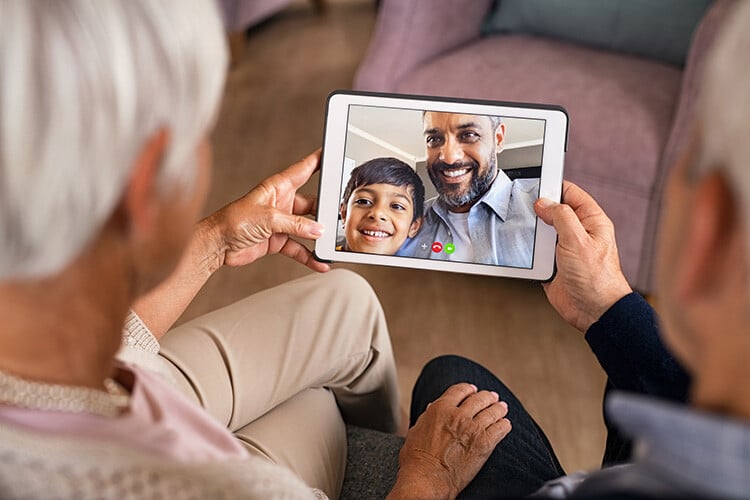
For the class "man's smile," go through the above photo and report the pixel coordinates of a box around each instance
[440,167,472,183]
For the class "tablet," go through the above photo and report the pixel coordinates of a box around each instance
[315,90,567,281]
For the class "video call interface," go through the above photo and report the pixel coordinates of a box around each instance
[336,104,546,270]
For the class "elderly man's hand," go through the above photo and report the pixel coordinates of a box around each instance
[205,149,330,273]
[534,181,632,332]
[388,383,511,500]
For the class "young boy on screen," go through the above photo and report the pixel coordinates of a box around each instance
[339,157,424,255]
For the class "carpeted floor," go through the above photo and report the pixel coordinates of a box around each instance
[178,0,607,475]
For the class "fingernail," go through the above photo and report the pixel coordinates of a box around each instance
[490,391,499,399]
[310,223,324,236]
[499,401,508,409]
[536,198,554,208]
[470,384,478,391]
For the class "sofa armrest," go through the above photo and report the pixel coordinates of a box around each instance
[354,0,493,92]
[638,0,735,290]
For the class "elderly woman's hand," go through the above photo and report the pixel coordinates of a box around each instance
[388,383,512,500]
[131,149,329,338]
[205,149,330,272]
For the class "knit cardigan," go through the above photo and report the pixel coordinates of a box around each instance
[0,311,326,499]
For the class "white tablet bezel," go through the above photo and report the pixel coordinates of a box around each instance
[315,90,567,281]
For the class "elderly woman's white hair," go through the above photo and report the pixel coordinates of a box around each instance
[0,0,228,280]
[699,1,750,254]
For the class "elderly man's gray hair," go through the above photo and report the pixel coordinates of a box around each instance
[0,0,228,280]
[698,1,750,266]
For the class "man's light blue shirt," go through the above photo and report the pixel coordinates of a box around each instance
[397,170,539,268]
[534,392,750,498]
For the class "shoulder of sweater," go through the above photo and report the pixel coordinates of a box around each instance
[0,419,321,499]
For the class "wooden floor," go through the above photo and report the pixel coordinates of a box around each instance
[179,0,608,474]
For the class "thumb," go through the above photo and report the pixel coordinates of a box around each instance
[534,197,558,226]
[271,211,325,239]
[535,198,588,247]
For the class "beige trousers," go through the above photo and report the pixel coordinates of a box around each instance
[157,269,401,499]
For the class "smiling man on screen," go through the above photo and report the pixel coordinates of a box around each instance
[397,112,538,268]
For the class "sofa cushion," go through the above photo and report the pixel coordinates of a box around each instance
[483,0,713,66]
[393,35,683,284]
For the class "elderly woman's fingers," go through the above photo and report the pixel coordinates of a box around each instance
[276,149,322,189]
[278,237,330,273]
[293,193,318,216]
[270,211,324,240]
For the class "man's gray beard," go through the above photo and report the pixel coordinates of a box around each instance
[439,161,497,210]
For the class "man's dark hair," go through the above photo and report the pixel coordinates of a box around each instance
[342,157,425,221]
[487,115,502,131]
[421,111,502,132]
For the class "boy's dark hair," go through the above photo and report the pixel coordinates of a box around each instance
[342,157,425,222]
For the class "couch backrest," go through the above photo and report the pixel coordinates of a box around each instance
[483,0,714,67]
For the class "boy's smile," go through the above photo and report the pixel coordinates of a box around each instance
[359,228,393,239]
[342,183,422,255]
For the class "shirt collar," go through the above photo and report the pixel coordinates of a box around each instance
[428,169,514,222]
[607,392,750,497]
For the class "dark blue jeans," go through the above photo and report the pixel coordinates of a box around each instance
[411,355,567,499]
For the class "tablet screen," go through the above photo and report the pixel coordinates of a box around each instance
[335,104,545,269]
[316,91,566,281]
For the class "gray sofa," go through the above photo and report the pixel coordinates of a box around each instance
[354,0,733,292]
[340,426,402,499]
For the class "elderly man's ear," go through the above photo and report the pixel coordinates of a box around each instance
[118,128,171,237]
[677,170,746,303]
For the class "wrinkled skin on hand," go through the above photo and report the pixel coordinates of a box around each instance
[389,383,512,500]
[534,181,632,332]
[206,149,329,273]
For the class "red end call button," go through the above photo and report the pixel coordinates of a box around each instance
[431,242,443,253]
